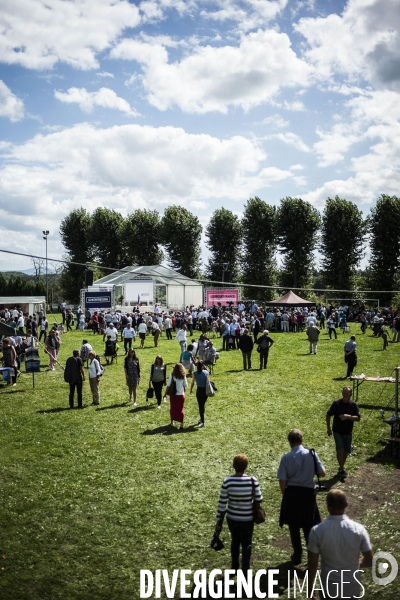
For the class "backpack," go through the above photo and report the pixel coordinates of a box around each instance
[94,356,105,376]
[260,337,269,351]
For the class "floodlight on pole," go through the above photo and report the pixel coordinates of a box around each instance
[42,230,49,312]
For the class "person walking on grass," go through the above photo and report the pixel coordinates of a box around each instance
[45,329,60,371]
[88,351,102,405]
[238,328,254,370]
[149,355,166,408]
[215,454,263,575]
[137,320,147,349]
[327,315,337,339]
[307,489,373,600]
[255,330,274,370]
[277,429,325,566]
[381,321,391,350]
[344,334,357,378]
[124,348,140,404]
[166,363,188,430]
[326,386,360,480]
[306,322,320,355]
[189,361,209,428]
[64,350,85,409]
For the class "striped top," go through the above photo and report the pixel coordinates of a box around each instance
[216,475,263,523]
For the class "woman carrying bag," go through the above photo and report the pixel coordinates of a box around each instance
[166,363,188,430]
[215,454,263,575]
[124,348,140,404]
[149,355,166,408]
[189,361,209,428]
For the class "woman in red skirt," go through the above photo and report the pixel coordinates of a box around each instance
[167,363,188,430]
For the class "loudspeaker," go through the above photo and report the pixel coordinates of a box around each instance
[85,270,94,287]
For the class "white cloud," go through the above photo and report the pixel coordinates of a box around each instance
[295,0,400,88]
[290,164,304,170]
[0,123,275,228]
[111,29,311,113]
[189,200,209,210]
[261,114,289,128]
[266,132,311,153]
[0,80,24,121]
[54,87,140,116]
[97,71,114,78]
[201,0,288,32]
[0,0,141,70]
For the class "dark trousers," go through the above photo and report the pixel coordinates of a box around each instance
[242,351,252,370]
[166,328,172,340]
[152,381,164,405]
[329,328,337,339]
[123,338,132,353]
[259,351,269,369]
[222,335,230,351]
[39,330,47,341]
[289,523,312,560]
[69,381,83,408]
[196,387,207,423]
[227,518,254,573]
[66,322,72,332]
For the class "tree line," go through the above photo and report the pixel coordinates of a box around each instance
[59,195,400,302]
[0,273,46,298]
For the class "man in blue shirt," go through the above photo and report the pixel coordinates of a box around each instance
[277,429,326,565]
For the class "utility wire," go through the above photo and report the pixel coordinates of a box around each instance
[1,247,399,295]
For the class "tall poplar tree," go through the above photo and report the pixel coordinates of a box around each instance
[276,197,321,290]
[205,208,242,283]
[88,208,126,269]
[241,197,277,300]
[320,196,365,291]
[59,208,92,302]
[368,195,400,300]
[123,209,163,266]
[161,206,202,278]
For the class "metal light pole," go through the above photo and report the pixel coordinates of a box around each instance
[42,230,49,312]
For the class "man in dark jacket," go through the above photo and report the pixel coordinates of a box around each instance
[64,350,85,409]
[255,330,274,370]
[238,328,254,370]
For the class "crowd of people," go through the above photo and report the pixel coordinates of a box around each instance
[0,299,396,597]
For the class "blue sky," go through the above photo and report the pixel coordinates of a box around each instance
[0,0,399,271]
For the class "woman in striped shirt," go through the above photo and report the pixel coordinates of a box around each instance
[215,454,263,573]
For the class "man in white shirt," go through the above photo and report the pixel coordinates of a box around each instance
[308,489,373,599]
[137,321,147,348]
[164,316,172,340]
[104,323,118,342]
[88,351,102,405]
[122,323,135,353]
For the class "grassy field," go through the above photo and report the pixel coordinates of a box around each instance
[1,317,399,599]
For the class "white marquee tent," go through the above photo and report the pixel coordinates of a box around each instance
[91,265,203,310]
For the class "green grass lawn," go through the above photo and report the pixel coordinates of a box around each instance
[1,319,399,599]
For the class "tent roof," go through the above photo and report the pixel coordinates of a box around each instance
[93,265,202,287]
[268,290,314,306]
[0,296,46,304]
[0,321,16,336]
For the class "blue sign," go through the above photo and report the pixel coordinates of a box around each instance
[84,291,112,309]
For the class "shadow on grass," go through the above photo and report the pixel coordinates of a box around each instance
[37,407,73,413]
[142,424,198,436]
[128,404,156,413]
[0,388,26,394]
[226,369,246,373]
[366,441,400,467]
[333,377,348,381]
[96,402,131,411]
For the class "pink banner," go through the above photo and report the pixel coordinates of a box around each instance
[206,289,239,306]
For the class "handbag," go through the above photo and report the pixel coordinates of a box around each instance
[146,387,154,401]
[205,376,215,397]
[251,477,265,524]
[165,378,177,396]
[210,531,224,551]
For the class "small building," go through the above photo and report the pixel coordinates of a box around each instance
[91,265,203,310]
[0,296,46,315]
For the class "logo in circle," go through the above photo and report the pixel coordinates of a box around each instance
[372,551,398,586]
